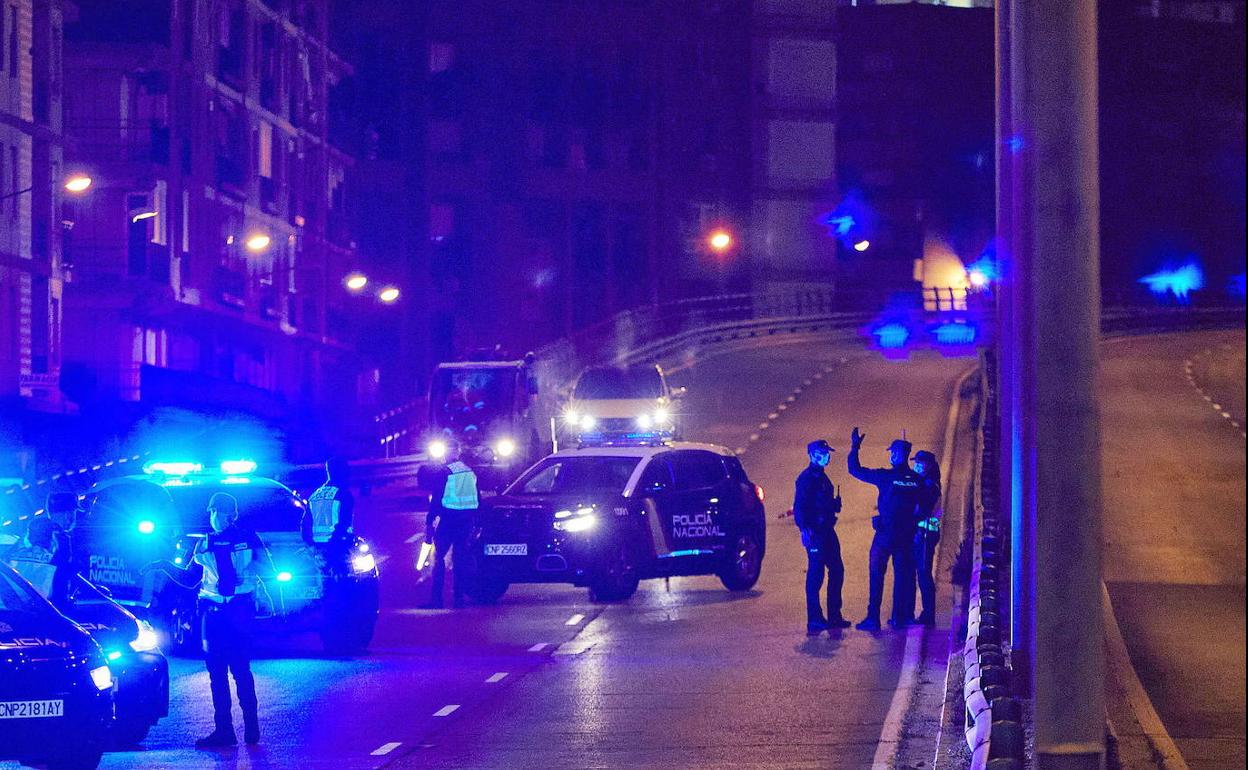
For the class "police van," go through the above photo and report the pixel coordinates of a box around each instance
[78,461,380,653]
[1,562,114,770]
[468,442,766,602]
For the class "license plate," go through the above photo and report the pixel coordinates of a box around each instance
[484,544,528,556]
[0,699,64,719]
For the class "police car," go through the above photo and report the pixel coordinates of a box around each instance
[1,562,114,770]
[4,551,169,747]
[79,461,380,653]
[468,442,766,603]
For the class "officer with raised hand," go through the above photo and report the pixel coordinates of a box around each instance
[423,441,479,609]
[794,439,849,635]
[847,427,922,631]
[145,492,276,748]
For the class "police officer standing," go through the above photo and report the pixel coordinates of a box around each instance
[146,493,275,748]
[847,427,921,631]
[794,439,849,635]
[302,457,356,573]
[423,442,479,609]
[912,450,942,626]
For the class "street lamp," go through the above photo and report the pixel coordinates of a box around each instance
[345,273,369,292]
[853,239,871,253]
[1,173,93,201]
[245,233,271,252]
[707,229,733,253]
[378,286,400,303]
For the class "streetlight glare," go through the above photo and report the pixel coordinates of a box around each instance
[708,230,733,252]
[378,286,400,303]
[63,175,92,193]
[245,233,272,252]
[968,269,990,288]
[345,273,369,291]
[853,239,871,252]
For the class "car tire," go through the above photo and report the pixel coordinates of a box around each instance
[45,741,105,770]
[110,718,153,748]
[718,530,763,591]
[588,546,639,602]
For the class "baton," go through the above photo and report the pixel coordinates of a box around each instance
[416,540,434,571]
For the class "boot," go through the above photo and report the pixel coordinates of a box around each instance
[243,716,260,745]
[195,727,237,748]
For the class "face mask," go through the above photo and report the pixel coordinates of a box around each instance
[914,463,926,475]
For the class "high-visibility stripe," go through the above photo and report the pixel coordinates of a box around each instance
[441,462,479,510]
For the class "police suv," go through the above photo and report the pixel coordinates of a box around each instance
[79,461,380,653]
[1,562,114,770]
[468,442,766,602]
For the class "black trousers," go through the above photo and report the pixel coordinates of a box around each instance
[430,512,473,604]
[866,533,917,624]
[201,595,258,732]
[805,530,845,626]
[914,529,940,619]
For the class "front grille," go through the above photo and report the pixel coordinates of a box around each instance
[491,507,550,532]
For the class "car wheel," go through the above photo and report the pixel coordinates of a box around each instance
[45,740,104,770]
[718,530,763,591]
[588,546,639,602]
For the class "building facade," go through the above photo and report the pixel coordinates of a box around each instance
[1,0,72,414]
[59,0,367,442]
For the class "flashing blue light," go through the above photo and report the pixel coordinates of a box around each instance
[221,476,251,485]
[1004,135,1026,154]
[143,461,203,476]
[107,650,123,661]
[659,549,710,558]
[873,323,911,349]
[137,520,156,535]
[1140,262,1204,301]
[276,571,293,583]
[824,214,856,237]
[1229,273,1246,300]
[933,322,978,346]
[220,459,257,475]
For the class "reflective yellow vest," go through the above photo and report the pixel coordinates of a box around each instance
[441,462,479,510]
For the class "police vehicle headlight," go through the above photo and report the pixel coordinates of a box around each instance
[351,553,377,574]
[137,519,156,535]
[495,438,517,458]
[275,571,294,583]
[89,665,113,691]
[563,411,580,427]
[554,506,596,532]
[654,408,670,425]
[579,415,597,431]
[635,414,653,430]
[428,440,449,460]
[130,621,160,653]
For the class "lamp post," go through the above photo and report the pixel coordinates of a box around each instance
[0,173,93,201]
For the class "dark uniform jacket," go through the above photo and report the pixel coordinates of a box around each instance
[794,464,842,537]
[847,446,922,543]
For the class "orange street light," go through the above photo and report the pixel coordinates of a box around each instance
[345,273,369,291]
[64,174,93,193]
[378,286,400,303]
[707,229,733,253]
[245,233,272,252]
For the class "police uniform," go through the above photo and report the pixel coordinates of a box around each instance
[303,480,355,573]
[426,460,479,607]
[848,443,922,626]
[794,460,846,630]
[193,524,267,740]
[914,473,942,624]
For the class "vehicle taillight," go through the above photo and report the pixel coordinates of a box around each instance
[754,485,765,503]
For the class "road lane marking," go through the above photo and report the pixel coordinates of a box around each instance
[871,627,924,769]
[768,412,779,420]
[433,704,460,717]
[758,422,770,430]
[1212,403,1223,411]
[486,672,508,683]
[371,742,402,756]
[1221,411,1233,419]
[528,642,549,652]
[748,433,760,442]
[777,403,788,411]
[405,533,422,544]
[565,613,585,626]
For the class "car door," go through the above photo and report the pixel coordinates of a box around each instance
[664,450,730,561]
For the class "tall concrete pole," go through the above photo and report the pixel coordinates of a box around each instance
[1008,1,1106,768]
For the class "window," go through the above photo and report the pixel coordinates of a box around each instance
[637,455,673,493]
[512,457,642,497]
[670,451,726,491]
[7,5,17,75]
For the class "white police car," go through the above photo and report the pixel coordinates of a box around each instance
[468,442,765,602]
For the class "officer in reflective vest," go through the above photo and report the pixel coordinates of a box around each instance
[423,442,479,608]
[302,457,356,572]
[145,492,275,748]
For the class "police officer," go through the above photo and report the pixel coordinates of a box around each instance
[847,427,921,631]
[6,493,80,603]
[912,450,942,627]
[302,457,356,573]
[794,439,849,635]
[423,442,479,609]
[146,493,275,748]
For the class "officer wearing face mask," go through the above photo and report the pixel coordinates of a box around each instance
[794,439,848,635]
[145,492,275,748]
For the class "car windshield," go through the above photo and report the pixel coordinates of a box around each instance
[0,564,45,613]
[430,368,518,436]
[510,456,641,496]
[164,483,303,532]
[573,366,662,400]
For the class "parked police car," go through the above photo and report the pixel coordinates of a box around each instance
[1,562,113,770]
[78,461,380,653]
[5,553,168,747]
[468,442,765,603]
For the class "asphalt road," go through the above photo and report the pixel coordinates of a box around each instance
[1101,329,1246,770]
[5,336,973,770]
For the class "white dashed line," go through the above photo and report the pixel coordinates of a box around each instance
[1212,403,1223,411]
[777,403,788,411]
[749,433,760,442]
[371,742,402,756]
[433,704,460,717]
[486,672,508,683]
[735,447,747,455]
[786,395,796,403]
[528,642,549,652]
[768,413,779,420]
[758,422,770,430]
[1221,412,1233,419]
[566,614,585,626]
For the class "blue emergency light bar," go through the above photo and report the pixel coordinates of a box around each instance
[143,461,203,476]
[220,459,258,475]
